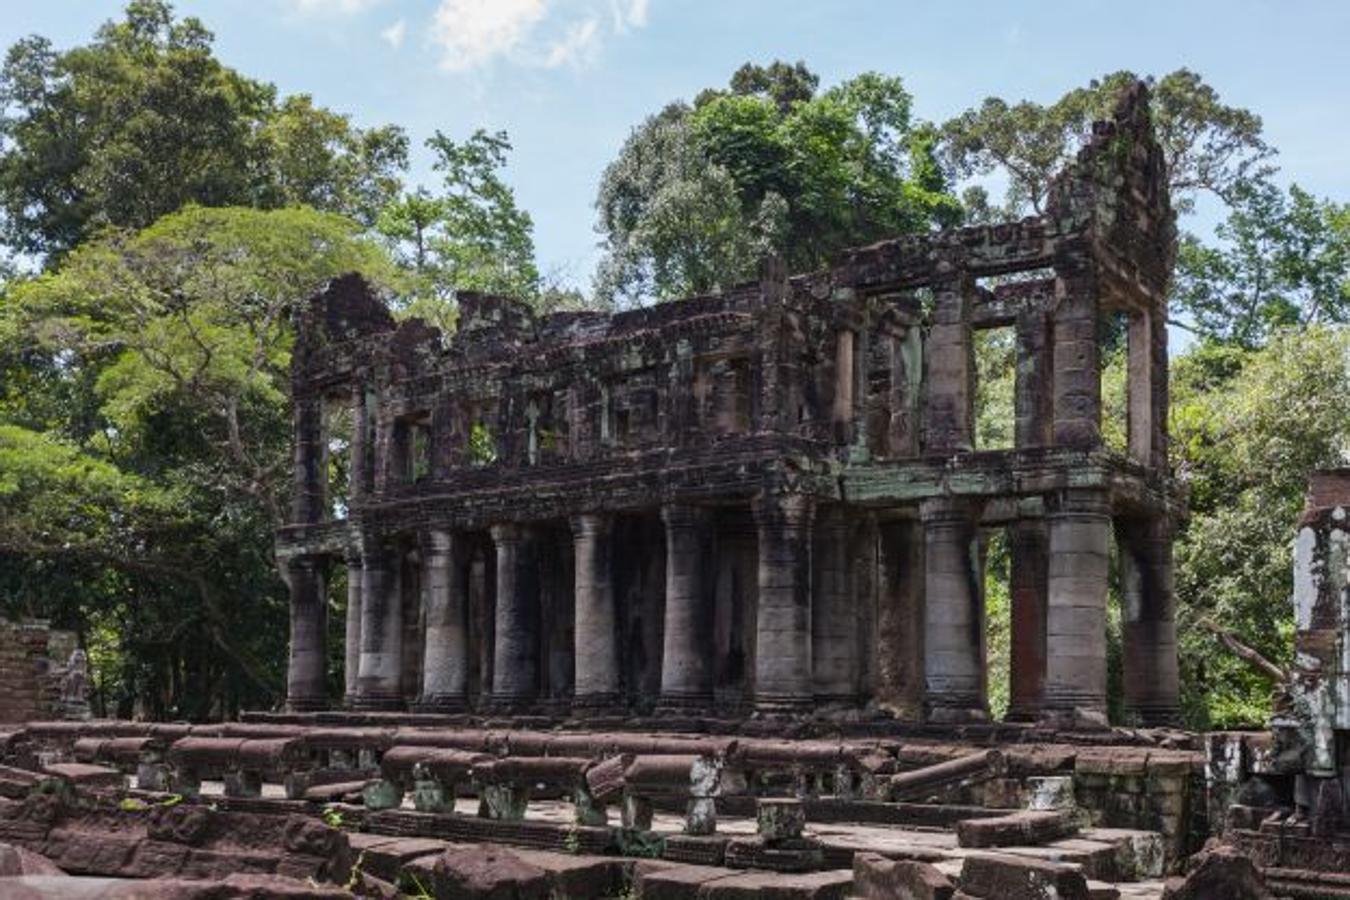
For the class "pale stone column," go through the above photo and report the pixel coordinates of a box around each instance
[1117,517,1181,725]
[1043,489,1111,722]
[491,523,537,703]
[921,497,986,722]
[572,514,619,706]
[921,276,974,453]
[354,544,403,709]
[284,555,328,711]
[420,529,469,710]
[812,506,856,703]
[753,494,815,712]
[1006,519,1049,721]
[660,504,713,708]
[342,553,363,705]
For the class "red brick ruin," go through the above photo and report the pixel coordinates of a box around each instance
[2,84,1345,900]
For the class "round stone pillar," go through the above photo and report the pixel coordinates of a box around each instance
[420,529,469,710]
[753,494,815,713]
[660,504,713,709]
[284,555,328,712]
[353,543,403,710]
[342,553,363,705]
[572,514,619,707]
[920,497,987,723]
[491,523,537,705]
[1042,489,1111,725]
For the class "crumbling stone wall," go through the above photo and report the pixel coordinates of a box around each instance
[0,619,83,723]
[275,83,1184,729]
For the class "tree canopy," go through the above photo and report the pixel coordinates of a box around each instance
[594,61,961,306]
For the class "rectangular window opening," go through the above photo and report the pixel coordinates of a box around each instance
[973,325,1016,451]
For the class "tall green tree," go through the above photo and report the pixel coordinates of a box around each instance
[940,69,1273,218]
[594,62,961,306]
[378,129,539,318]
[0,205,403,718]
[1173,180,1350,348]
[0,0,408,260]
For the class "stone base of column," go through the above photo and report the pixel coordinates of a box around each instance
[285,695,327,713]
[1036,704,1110,731]
[656,691,713,715]
[347,692,405,712]
[752,693,814,716]
[923,696,988,725]
[414,694,469,714]
[1123,702,1182,728]
[570,692,623,713]
[483,693,539,715]
[1002,704,1041,724]
[812,692,860,708]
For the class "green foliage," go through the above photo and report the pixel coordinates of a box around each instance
[1171,328,1350,727]
[0,0,407,260]
[594,62,961,306]
[378,129,539,309]
[468,422,497,466]
[0,204,402,718]
[1174,181,1350,348]
[940,68,1272,217]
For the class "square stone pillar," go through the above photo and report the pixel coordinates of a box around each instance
[349,381,371,501]
[753,494,815,712]
[283,555,328,712]
[420,529,469,711]
[1117,517,1181,726]
[660,504,713,709]
[490,523,537,705]
[1042,489,1111,724]
[921,275,975,453]
[343,553,363,705]
[291,395,326,523]
[812,506,856,704]
[920,497,987,723]
[572,513,620,707]
[354,542,404,710]
[1051,260,1102,448]
[1006,519,1049,721]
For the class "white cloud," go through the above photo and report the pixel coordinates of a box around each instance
[288,0,381,14]
[544,17,600,68]
[430,0,549,71]
[381,18,407,49]
[428,0,649,72]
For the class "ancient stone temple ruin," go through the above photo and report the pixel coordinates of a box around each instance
[277,83,1183,727]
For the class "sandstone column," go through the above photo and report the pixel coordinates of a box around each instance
[1051,260,1102,448]
[291,395,326,523]
[491,523,537,705]
[754,494,815,712]
[921,497,986,722]
[420,529,469,710]
[1006,519,1049,721]
[812,506,856,703]
[342,553,363,705]
[660,504,712,708]
[1043,489,1111,722]
[354,543,403,709]
[1117,517,1181,725]
[921,276,974,453]
[572,514,619,707]
[284,555,328,711]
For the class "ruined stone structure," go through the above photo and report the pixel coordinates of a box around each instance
[275,85,1183,728]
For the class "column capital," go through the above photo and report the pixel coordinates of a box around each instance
[570,512,613,540]
[1047,488,1111,518]
[661,503,709,531]
[918,495,979,525]
[489,522,522,546]
[752,493,815,530]
[424,528,455,555]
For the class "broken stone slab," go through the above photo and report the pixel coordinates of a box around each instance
[431,843,550,900]
[955,810,1080,848]
[699,868,853,899]
[38,762,123,790]
[0,841,63,876]
[758,798,807,840]
[852,851,955,900]
[958,853,1091,900]
[1025,776,1076,810]
[888,751,1006,803]
[0,872,355,898]
[1160,844,1275,899]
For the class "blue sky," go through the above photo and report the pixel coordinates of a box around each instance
[3,0,1349,291]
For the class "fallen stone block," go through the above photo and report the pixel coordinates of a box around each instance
[1161,844,1274,899]
[38,762,123,789]
[432,843,550,900]
[0,841,63,876]
[637,862,740,900]
[955,810,1079,848]
[700,868,853,899]
[852,851,954,900]
[510,848,630,899]
[958,853,1090,900]
[889,752,1005,803]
